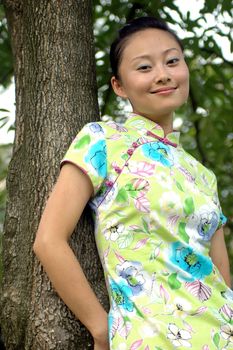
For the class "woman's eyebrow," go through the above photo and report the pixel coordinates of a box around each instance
[131,48,181,62]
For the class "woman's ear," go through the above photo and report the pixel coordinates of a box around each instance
[111,76,128,99]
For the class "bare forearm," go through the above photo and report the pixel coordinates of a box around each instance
[216,258,231,288]
[33,239,108,338]
[210,228,232,289]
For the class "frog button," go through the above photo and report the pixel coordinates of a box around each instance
[127,148,134,156]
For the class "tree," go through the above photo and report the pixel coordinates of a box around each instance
[0,1,108,349]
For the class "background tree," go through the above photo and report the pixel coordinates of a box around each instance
[0,1,108,349]
[0,0,232,349]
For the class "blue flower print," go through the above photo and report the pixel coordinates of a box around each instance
[197,211,219,241]
[89,122,104,134]
[141,142,173,167]
[186,207,221,241]
[85,139,107,177]
[108,311,114,340]
[116,260,145,296]
[110,280,134,312]
[169,241,213,281]
[219,212,227,227]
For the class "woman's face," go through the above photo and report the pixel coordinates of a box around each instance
[111,28,189,122]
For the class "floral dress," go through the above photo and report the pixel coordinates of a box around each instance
[61,113,233,350]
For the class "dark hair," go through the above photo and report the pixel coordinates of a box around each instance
[110,16,184,78]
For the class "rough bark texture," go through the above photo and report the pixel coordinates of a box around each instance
[0,1,108,349]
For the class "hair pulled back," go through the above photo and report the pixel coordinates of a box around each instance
[110,16,184,79]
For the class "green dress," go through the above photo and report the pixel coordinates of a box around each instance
[61,113,233,350]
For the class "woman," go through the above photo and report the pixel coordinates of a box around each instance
[34,17,232,349]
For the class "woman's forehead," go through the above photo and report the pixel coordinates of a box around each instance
[121,29,181,60]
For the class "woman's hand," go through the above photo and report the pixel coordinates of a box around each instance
[94,338,110,350]
[93,320,109,350]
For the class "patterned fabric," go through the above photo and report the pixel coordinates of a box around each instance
[61,113,233,350]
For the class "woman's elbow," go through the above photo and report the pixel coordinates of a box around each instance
[33,230,46,258]
[33,228,55,259]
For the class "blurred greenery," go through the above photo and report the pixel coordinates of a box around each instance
[0,0,232,282]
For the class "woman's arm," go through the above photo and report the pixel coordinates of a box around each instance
[33,163,109,349]
[209,227,231,288]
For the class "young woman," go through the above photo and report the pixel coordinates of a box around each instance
[34,17,232,350]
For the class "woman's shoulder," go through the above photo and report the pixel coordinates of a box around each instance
[79,119,129,135]
[178,146,216,183]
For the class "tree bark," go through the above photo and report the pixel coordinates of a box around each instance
[0,1,108,349]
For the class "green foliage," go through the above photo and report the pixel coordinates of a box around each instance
[0,4,13,88]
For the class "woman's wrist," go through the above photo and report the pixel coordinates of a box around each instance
[90,310,108,341]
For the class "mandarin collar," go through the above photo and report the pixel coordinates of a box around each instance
[124,113,180,146]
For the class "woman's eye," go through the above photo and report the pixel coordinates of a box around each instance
[167,57,180,65]
[137,65,151,71]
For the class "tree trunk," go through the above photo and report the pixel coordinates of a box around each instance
[0,1,108,349]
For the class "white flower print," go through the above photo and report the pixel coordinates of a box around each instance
[103,219,125,241]
[172,297,192,318]
[159,192,183,216]
[167,323,192,347]
[139,317,160,338]
[220,324,233,343]
[156,171,173,189]
[186,205,219,243]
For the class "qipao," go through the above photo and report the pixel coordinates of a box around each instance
[61,113,233,350]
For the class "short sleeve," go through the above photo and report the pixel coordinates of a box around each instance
[60,122,107,196]
[210,173,227,229]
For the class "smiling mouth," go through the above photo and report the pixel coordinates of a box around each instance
[150,87,177,94]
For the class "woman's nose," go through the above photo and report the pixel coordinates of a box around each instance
[154,65,171,84]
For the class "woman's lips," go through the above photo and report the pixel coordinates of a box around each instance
[150,87,177,95]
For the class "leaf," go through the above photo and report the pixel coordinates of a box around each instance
[184,197,195,215]
[116,188,128,203]
[141,307,152,315]
[125,183,138,198]
[121,153,129,161]
[159,284,170,304]
[117,232,133,249]
[74,134,91,149]
[129,161,155,177]
[190,306,207,316]
[213,332,220,348]
[185,280,212,302]
[114,251,125,263]
[109,316,120,340]
[182,320,193,332]
[149,246,160,261]
[130,339,143,350]
[103,246,110,258]
[114,211,126,218]
[168,273,181,290]
[108,133,122,140]
[130,178,149,194]
[133,238,149,250]
[176,181,184,192]
[134,196,150,213]
[142,217,150,233]
[178,222,190,243]
[118,320,132,339]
